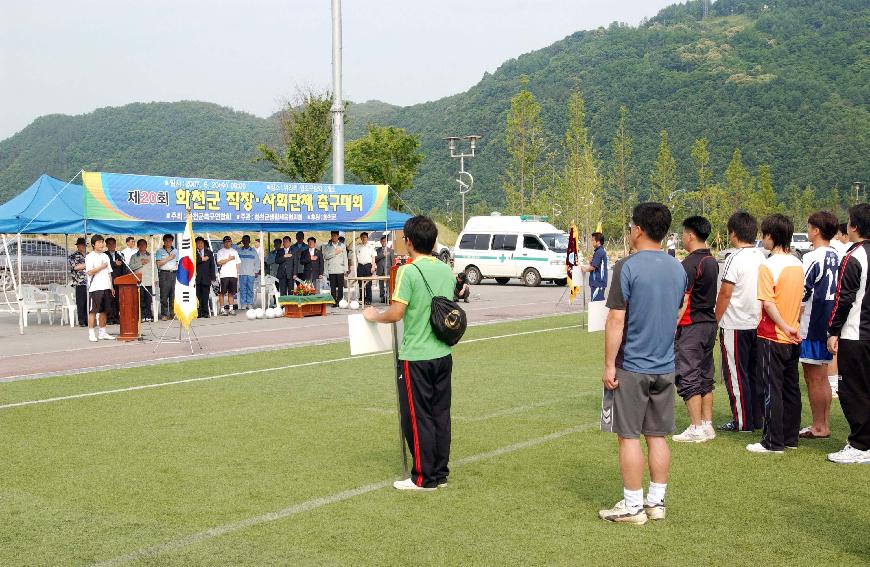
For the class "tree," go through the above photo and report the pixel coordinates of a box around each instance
[345,125,424,209]
[607,106,636,255]
[503,76,546,215]
[555,90,603,251]
[724,148,753,212]
[784,185,817,227]
[690,138,712,215]
[650,130,677,210]
[255,90,336,183]
[746,164,777,221]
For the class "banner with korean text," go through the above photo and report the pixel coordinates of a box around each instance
[81,172,389,225]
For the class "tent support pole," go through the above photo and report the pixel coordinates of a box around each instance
[259,230,266,310]
[17,232,23,335]
[151,235,157,319]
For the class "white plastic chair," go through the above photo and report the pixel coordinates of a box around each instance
[19,284,53,326]
[261,275,280,307]
[50,286,76,328]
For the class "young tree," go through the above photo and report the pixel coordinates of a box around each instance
[345,125,424,209]
[690,138,712,215]
[650,130,678,211]
[724,148,753,212]
[607,106,635,255]
[746,164,776,221]
[557,90,602,251]
[256,90,336,183]
[503,76,545,215]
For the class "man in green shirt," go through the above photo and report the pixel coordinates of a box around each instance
[364,216,456,491]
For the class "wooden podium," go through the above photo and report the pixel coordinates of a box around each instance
[114,272,142,341]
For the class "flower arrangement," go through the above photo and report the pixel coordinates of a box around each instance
[292,281,317,296]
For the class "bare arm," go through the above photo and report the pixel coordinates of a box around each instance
[602,308,626,390]
[762,300,800,343]
[715,281,734,322]
[362,302,406,324]
[86,261,108,276]
[676,293,689,323]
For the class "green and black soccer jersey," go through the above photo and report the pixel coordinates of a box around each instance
[392,255,456,361]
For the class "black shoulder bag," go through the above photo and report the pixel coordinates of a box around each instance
[411,263,467,346]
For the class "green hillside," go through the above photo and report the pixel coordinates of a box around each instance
[0,0,867,216]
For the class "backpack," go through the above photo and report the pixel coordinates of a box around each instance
[411,263,467,346]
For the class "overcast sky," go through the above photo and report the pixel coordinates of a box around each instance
[0,0,675,141]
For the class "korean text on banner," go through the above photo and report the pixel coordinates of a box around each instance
[81,172,389,224]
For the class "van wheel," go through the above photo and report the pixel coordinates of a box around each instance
[553,278,567,286]
[522,268,541,287]
[465,266,482,285]
[495,277,510,285]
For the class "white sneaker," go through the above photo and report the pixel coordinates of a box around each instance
[673,425,710,443]
[703,422,716,440]
[98,332,116,341]
[746,442,784,454]
[598,500,647,524]
[393,478,436,492]
[827,444,870,464]
[644,501,666,521]
[88,332,98,343]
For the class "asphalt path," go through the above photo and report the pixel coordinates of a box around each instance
[0,281,584,381]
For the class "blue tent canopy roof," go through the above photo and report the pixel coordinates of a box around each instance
[0,175,412,234]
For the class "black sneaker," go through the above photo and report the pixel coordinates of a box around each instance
[718,421,753,432]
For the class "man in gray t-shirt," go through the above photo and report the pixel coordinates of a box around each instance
[598,202,687,525]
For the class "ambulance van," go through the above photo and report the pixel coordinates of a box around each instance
[452,215,569,287]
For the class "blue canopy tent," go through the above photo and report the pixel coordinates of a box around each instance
[0,174,412,234]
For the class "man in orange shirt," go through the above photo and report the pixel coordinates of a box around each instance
[748,214,804,454]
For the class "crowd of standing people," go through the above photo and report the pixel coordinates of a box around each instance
[598,201,870,525]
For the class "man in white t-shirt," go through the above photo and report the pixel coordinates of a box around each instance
[355,232,377,304]
[215,235,241,316]
[84,234,116,342]
[715,212,766,432]
[121,236,137,264]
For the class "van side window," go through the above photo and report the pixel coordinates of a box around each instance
[491,234,517,251]
[459,234,491,250]
[523,235,545,250]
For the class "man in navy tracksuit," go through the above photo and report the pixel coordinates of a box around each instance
[582,232,608,301]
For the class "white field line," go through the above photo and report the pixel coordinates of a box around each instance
[0,325,581,411]
[0,299,563,361]
[92,422,598,567]
[0,310,581,383]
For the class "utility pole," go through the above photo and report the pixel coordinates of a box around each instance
[331,0,344,185]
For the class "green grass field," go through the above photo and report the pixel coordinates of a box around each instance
[1,315,867,566]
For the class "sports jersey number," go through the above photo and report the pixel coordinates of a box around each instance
[825,270,836,301]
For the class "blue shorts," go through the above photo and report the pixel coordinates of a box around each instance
[800,339,833,365]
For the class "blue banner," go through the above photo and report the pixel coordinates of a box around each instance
[82,172,389,225]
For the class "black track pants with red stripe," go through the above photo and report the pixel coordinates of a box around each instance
[397,355,453,488]
[720,328,764,431]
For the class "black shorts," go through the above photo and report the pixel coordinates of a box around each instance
[220,277,238,295]
[88,289,113,314]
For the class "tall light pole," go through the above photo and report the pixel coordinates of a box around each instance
[446,135,480,228]
[331,0,344,185]
[853,181,865,204]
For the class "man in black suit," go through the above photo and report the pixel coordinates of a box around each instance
[300,237,324,282]
[275,236,299,296]
[194,237,216,317]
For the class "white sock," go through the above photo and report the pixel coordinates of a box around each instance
[701,420,711,428]
[829,375,839,388]
[99,327,108,335]
[647,482,667,506]
[623,488,644,510]
[88,328,96,337]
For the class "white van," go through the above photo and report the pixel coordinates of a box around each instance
[452,215,569,286]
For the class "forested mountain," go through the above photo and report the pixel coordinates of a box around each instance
[1,0,867,220]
